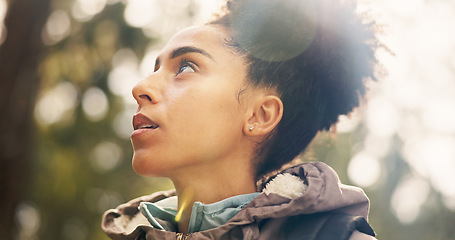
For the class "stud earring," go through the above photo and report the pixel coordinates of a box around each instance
[249,125,254,131]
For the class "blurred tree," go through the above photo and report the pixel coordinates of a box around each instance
[28,1,199,239]
[0,0,51,239]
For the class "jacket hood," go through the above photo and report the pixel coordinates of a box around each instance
[102,162,371,239]
[230,162,370,223]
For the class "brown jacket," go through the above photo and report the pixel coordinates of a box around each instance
[102,162,376,240]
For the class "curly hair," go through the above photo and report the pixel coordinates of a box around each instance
[209,0,379,178]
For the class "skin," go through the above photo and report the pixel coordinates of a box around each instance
[131,25,283,234]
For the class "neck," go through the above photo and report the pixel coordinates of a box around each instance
[169,158,257,234]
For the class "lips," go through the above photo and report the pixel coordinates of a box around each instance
[133,113,159,131]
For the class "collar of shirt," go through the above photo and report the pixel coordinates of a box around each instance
[138,192,261,233]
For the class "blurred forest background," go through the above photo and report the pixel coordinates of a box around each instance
[1,0,455,239]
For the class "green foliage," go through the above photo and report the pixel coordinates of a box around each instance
[30,2,177,239]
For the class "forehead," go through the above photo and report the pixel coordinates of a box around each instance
[160,25,229,56]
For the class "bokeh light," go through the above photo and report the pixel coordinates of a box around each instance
[90,141,123,173]
[422,94,455,134]
[366,95,399,137]
[139,49,160,77]
[0,0,5,24]
[15,203,40,240]
[348,151,381,188]
[82,87,109,122]
[403,135,455,198]
[42,10,71,45]
[0,0,6,45]
[7,0,455,239]
[71,0,107,22]
[61,218,88,240]
[108,48,141,105]
[391,176,430,224]
[192,0,225,23]
[84,188,124,214]
[124,0,161,28]
[336,111,360,133]
[34,82,78,126]
[353,0,455,224]
[363,133,391,159]
[113,107,136,139]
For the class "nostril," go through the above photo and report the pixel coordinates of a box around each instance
[139,94,152,102]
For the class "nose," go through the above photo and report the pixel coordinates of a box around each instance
[132,76,160,107]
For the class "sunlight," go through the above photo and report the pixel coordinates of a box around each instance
[34,82,78,126]
[90,141,123,173]
[336,112,360,133]
[366,95,399,137]
[124,0,161,28]
[397,115,425,145]
[0,0,6,45]
[108,63,139,104]
[363,133,391,159]
[348,151,381,188]
[72,0,107,22]
[357,0,455,221]
[140,49,160,77]
[402,134,455,208]
[15,203,40,239]
[42,10,71,45]
[113,108,136,139]
[384,0,424,18]
[138,0,197,39]
[422,136,455,196]
[422,93,455,134]
[391,176,429,224]
[82,87,109,122]
[443,195,455,211]
[193,0,225,24]
[7,0,455,238]
[0,0,5,22]
[108,48,141,105]
[165,0,191,15]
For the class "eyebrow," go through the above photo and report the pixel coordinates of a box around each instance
[155,46,215,68]
[171,46,214,60]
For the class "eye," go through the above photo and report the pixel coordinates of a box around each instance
[177,58,196,75]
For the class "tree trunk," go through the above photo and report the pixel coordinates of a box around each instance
[0,0,51,238]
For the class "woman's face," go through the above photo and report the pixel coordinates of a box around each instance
[131,25,251,177]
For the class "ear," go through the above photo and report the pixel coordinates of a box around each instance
[244,95,283,136]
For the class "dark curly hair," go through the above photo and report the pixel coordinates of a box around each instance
[209,0,379,178]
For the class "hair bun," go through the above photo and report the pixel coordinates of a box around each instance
[228,0,318,61]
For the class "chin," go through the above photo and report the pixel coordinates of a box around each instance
[132,153,159,177]
[131,152,166,177]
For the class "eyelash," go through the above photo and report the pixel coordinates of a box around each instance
[149,58,197,77]
[177,58,196,75]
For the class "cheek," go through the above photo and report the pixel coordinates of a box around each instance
[175,88,241,127]
[168,87,244,143]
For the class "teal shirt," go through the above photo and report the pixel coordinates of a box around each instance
[139,192,260,233]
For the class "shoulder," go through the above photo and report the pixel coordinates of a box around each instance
[102,190,176,236]
[287,212,376,240]
[255,211,376,240]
